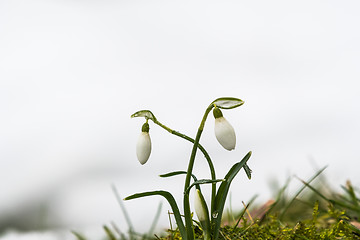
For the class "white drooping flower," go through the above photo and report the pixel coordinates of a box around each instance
[213,107,236,151]
[136,122,151,165]
[194,189,209,223]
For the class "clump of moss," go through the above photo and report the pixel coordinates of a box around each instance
[158,174,360,240]
[218,203,359,240]
[160,202,360,240]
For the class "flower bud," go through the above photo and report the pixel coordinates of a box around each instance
[213,108,236,151]
[194,189,209,223]
[136,122,151,165]
[194,189,211,240]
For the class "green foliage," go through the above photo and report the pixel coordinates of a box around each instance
[157,178,360,240]
[211,152,252,240]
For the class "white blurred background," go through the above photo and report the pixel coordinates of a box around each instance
[1,0,360,239]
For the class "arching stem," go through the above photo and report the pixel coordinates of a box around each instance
[183,104,214,240]
[151,119,217,214]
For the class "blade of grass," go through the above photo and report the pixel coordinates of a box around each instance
[111,221,127,240]
[280,166,327,220]
[168,210,174,240]
[259,177,291,225]
[344,221,360,237]
[336,192,358,206]
[296,176,360,213]
[344,180,360,208]
[232,195,258,230]
[227,193,234,224]
[147,202,163,237]
[111,184,135,235]
[103,225,117,240]
[71,231,87,240]
[124,190,186,240]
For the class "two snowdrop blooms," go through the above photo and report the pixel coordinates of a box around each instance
[213,107,236,151]
[136,121,151,165]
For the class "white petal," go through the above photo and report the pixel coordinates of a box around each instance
[136,132,151,165]
[214,117,236,151]
[194,189,208,222]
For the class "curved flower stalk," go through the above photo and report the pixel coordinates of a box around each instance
[183,98,246,239]
[131,109,218,213]
[136,122,151,165]
[213,107,236,151]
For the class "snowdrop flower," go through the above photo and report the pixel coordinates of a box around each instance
[213,107,236,151]
[136,122,151,165]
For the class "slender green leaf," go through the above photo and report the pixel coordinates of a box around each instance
[213,151,252,211]
[211,97,244,109]
[160,171,198,182]
[185,179,225,195]
[243,163,252,180]
[131,110,157,121]
[124,190,186,240]
[212,151,252,240]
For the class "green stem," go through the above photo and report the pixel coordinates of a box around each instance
[183,194,193,239]
[183,104,214,240]
[152,119,217,214]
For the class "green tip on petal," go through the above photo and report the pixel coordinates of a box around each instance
[213,107,223,119]
[141,122,150,133]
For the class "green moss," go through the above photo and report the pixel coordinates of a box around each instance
[197,206,357,240]
[161,210,360,240]
[157,181,360,240]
